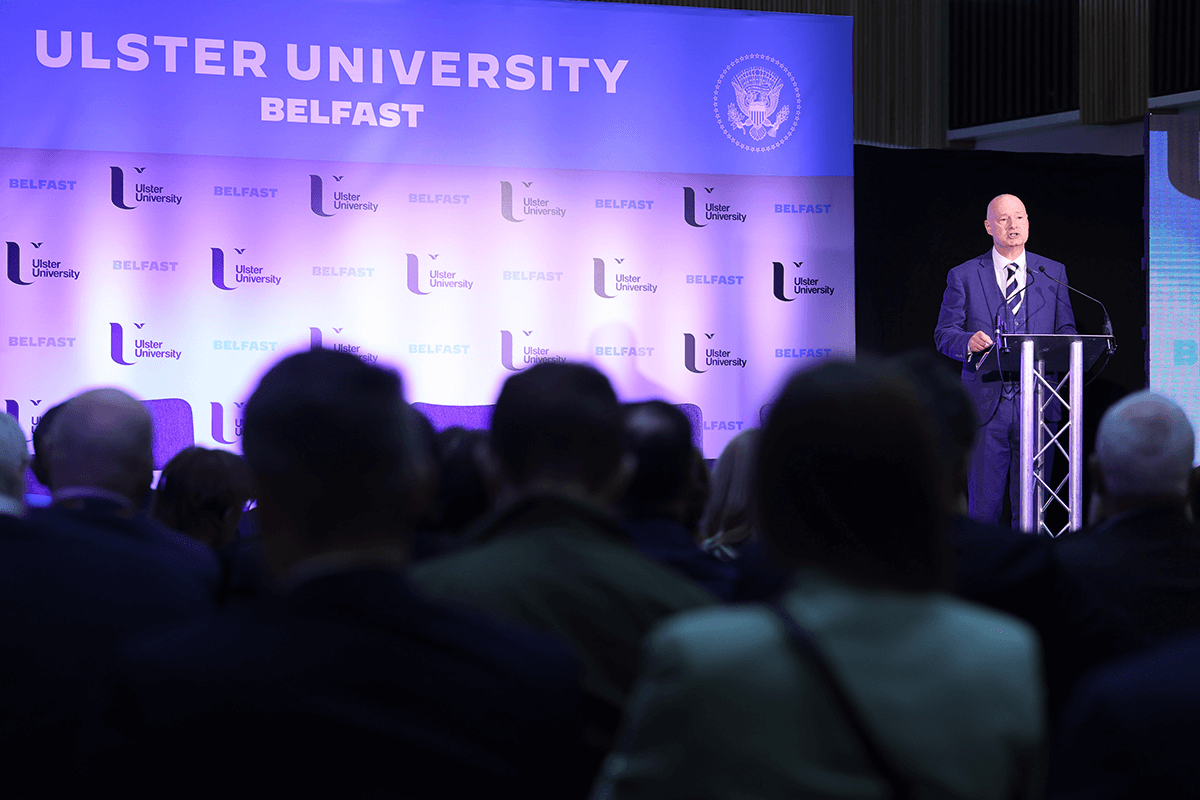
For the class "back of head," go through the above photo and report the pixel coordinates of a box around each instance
[1095,392,1195,501]
[152,447,255,548]
[434,427,492,533]
[242,349,417,547]
[894,350,979,506]
[46,389,154,503]
[30,402,64,488]
[0,413,30,503]
[622,401,695,519]
[491,362,624,492]
[756,360,947,592]
[700,429,759,547]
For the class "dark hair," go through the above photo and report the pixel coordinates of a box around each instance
[152,447,255,548]
[622,401,695,517]
[30,402,64,487]
[490,362,624,490]
[755,360,948,592]
[433,427,492,533]
[242,349,418,546]
[893,350,979,473]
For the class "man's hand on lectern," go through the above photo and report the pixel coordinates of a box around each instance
[968,331,994,352]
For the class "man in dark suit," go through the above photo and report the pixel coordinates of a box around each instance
[86,350,589,799]
[934,194,1077,525]
[1055,391,1200,646]
[30,388,219,596]
[0,513,213,798]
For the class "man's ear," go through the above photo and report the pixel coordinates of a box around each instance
[983,218,994,237]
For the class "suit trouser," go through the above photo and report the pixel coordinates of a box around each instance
[968,391,1056,528]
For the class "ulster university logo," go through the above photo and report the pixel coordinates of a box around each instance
[6,241,79,285]
[210,402,245,445]
[110,166,183,209]
[714,55,800,152]
[212,247,282,289]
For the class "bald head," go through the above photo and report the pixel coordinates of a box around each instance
[1095,392,1194,501]
[985,194,1029,257]
[0,412,30,503]
[47,388,154,503]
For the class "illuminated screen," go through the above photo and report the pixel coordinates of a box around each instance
[0,0,854,461]
[1149,114,1200,461]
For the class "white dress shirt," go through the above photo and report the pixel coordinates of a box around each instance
[992,247,1027,299]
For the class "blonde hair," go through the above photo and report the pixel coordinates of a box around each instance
[699,429,759,548]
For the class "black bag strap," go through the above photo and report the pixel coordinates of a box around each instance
[769,602,917,800]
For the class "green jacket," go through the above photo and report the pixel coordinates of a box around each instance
[411,495,717,707]
[593,570,1044,800]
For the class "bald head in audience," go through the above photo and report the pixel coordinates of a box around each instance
[46,389,154,505]
[1091,391,1195,524]
[0,413,30,515]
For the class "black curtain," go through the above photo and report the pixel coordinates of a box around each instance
[854,143,1146,529]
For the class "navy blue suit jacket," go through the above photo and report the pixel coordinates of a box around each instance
[934,251,1076,423]
[950,515,1140,721]
[1050,631,1200,799]
[85,568,590,799]
[1055,507,1200,646]
[0,514,212,798]
[31,498,220,598]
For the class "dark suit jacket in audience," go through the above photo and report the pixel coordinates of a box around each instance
[626,515,739,600]
[32,497,220,596]
[87,567,589,799]
[1054,506,1200,645]
[1049,630,1200,800]
[412,496,717,711]
[951,515,1141,720]
[0,514,212,798]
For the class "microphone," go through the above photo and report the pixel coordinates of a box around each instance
[1036,265,1114,341]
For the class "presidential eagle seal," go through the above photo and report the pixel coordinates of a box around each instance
[713,54,800,152]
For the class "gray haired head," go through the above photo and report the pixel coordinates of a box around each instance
[1095,391,1195,500]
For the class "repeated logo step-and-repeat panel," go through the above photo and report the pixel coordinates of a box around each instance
[1,0,853,457]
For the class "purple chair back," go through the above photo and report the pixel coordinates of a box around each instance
[411,403,494,433]
[412,401,704,450]
[674,403,704,450]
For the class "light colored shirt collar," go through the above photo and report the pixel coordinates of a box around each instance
[992,247,1027,295]
[52,486,135,508]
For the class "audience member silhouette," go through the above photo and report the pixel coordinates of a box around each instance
[698,428,758,555]
[413,362,716,739]
[151,446,254,549]
[86,349,590,799]
[0,411,29,516]
[30,389,219,595]
[29,400,63,489]
[433,426,494,534]
[1055,391,1200,645]
[698,429,791,601]
[593,360,1044,800]
[896,350,1139,721]
[0,401,213,797]
[621,401,737,599]
[1050,625,1200,799]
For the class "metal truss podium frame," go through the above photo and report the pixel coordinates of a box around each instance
[995,334,1115,536]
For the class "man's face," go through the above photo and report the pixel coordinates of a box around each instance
[984,195,1029,252]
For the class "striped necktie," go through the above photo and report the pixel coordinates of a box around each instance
[1005,263,1023,320]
